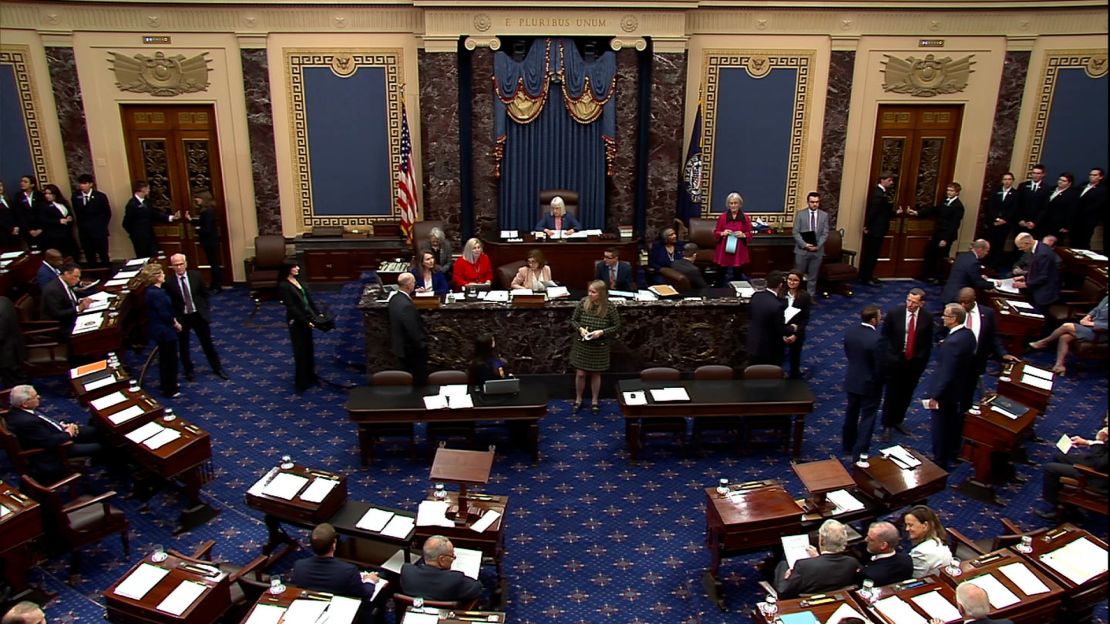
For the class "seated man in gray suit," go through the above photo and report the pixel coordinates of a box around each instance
[400,535,483,606]
[774,519,860,598]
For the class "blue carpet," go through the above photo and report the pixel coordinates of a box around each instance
[4,279,1106,623]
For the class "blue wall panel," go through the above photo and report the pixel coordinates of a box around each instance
[0,64,35,194]
[1041,68,1108,177]
[303,66,391,216]
[709,68,795,215]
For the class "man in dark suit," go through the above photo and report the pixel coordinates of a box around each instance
[293,523,383,624]
[400,536,483,606]
[1012,233,1060,316]
[1017,164,1050,238]
[774,519,860,599]
[35,249,64,289]
[953,582,1014,624]
[72,174,112,267]
[925,303,977,469]
[40,262,90,336]
[860,521,913,587]
[1042,172,1080,243]
[843,305,885,466]
[595,247,634,292]
[164,254,227,381]
[1035,424,1107,520]
[984,172,1019,269]
[389,272,427,385]
[747,273,787,367]
[939,240,994,305]
[5,384,102,482]
[911,182,965,284]
[859,172,897,285]
[958,288,1020,409]
[880,288,933,440]
[1073,167,1106,251]
[669,243,707,291]
[122,180,177,258]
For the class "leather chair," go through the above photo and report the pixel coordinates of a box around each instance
[538,189,580,221]
[367,370,417,449]
[496,260,527,290]
[20,473,129,573]
[738,365,791,452]
[691,365,738,446]
[817,229,858,298]
[658,267,691,292]
[426,370,476,448]
[637,367,686,455]
[686,218,718,268]
[14,293,57,332]
[246,234,287,316]
[1048,278,1103,325]
[945,518,1037,562]
[21,326,71,378]
[168,540,269,621]
[412,220,445,252]
[0,417,82,483]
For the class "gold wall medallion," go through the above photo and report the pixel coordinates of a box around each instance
[108,50,211,96]
[881,53,974,97]
[1085,55,1107,78]
[329,54,357,78]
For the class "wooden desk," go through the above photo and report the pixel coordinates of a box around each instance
[858,576,960,623]
[328,501,416,569]
[851,446,949,510]
[239,584,363,624]
[413,491,508,582]
[104,553,232,624]
[403,607,506,623]
[0,251,39,298]
[1016,524,1108,622]
[751,590,865,623]
[69,361,131,403]
[88,389,165,434]
[939,549,1064,624]
[484,238,639,291]
[987,294,1045,356]
[345,383,548,464]
[957,396,1038,504]
[997,361,1053,413]
[245,464,349,558]
[0,482,44,593]
[1056,246,1108,289]
[617,379,815,459]
[70,293,130,359]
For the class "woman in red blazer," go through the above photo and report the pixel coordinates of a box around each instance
[451,237,493,289]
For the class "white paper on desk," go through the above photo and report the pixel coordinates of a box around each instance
[609,289,636,298]
[114,563,170,600]
[72,313,104,335]
[448,393,473,409]
[510,288,534,296]
[91,391,128,411]
[827,489,865,514]
[105,278,130,287]
[784,306,802,324]
[243,603,285,624]
[1040,537,1108,585]
[299,477,340,503]
[825,602,868,624]
[1056,434,1074,454]
[0,504,10,518]
[380,548,408,574]
[452,547,482,579]
[84,375,117,392]
[991,405,1021,420]
[649,387,690,402]
[623,391,647,405]
[143,428,181,450]
[282,598,329,623]
[635,290,658,302]
[356,507,395,532]
[86,290,115,303]
[423,394,448,410]
[126,257,149,267]
[403,613,440,624]
[261,472,309,500]
[470,509,501,533]
[114,269,141,279]
[248,467,279,497]
[108,404,145,425]
[0,251,22,259]
[1018,311,1045,319]
[910,590,962,622]
[414,290,436,298]
[155,579,207,616]
[781,533,812,568]
[875,595,928,624]
[417,500,455,527]
[499,230,519,240]
[999,561,1050,595]
[880,445,922,469]
[1021,373,1053,391]
[568,230,590,239]
[1023,365,1053,380]
[484,290,510,302]
[546,286,569,299]
[368,578,388,602]
[325,595,362,624]
[84,299,112,312]
[381,514,415,539]
[966,574,1020,608]
[1007,298,1034,310]
[125,421,164,444]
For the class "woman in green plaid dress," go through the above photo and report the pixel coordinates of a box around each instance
[570,279,622,413]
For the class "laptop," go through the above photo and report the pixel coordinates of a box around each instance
[482,378,520,396]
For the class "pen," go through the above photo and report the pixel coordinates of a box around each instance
[184,425,201,434]
[1044,529,1067,541]
[309,471,334,478]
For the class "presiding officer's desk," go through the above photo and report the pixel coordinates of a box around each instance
[484,237,639,290]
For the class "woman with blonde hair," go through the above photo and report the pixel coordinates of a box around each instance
[452,237,493,289]
[570,279,622,413]
[141,263,182,398]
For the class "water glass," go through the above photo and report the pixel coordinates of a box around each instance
[413,596,425,609]
[128,380,140,393]
[163,408,176,422]
[280,455,294,469]
[946,558,962,577]
[151,544,166,563]
[434,483,446,501]
[760,595,778,618]
[269,576,284,595]
[860,578,876,602]
[717,478,729,495]
[1016,535,1033,553]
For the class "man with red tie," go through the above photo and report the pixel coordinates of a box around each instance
[880,288,934,441]
[593,247,633,292]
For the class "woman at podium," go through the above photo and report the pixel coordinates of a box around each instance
[713,192,752,286]
[511,249,553,291]
[414,251,450,295]
[570,280,623,414]
[452,238,493,289]
[535,195,581,236]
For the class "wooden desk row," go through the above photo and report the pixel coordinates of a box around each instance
[0,482,44,597]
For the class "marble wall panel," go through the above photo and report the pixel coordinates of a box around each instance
[470,49,499,241]
[418,50,461,243]
[607,49,639,233]
[240,49,282,235]
[645,51,686,240]
[45,47,92,188]
[976,51,1030,236]
[817,51,855,227]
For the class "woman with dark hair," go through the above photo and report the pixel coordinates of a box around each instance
[712,192,753,286]
[40,184,78,258]
[570,279,622,414]
[141,264,181,398]
[648,227,682,284]
[15,175,45,249]
[277,260,320,393]
[469,334,510,386]
[511,248,552,291]
[784,270,812,379]
[413,250,450,295]
[904,505,952,578]
[187,191,224,292]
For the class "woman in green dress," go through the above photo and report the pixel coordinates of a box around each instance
[570,279,622,414]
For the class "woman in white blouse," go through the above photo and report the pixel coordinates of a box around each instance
[511,248,553,291]
[904,505,953,578]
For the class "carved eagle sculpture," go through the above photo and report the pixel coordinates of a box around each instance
[882,54,975,97]
[109,51,211,97]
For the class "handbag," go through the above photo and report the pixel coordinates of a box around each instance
[313,311,335,332]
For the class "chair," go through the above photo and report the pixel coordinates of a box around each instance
[1058,464,1109,518]
[686,218,718,268]
[946,518,1044,563]
[393,593,470,621]
[1048,278,1104,325]
[734,365,791,452]
[412,220,445,253]
[20,473,129,573]
[691,365,739,447]
[14,294,58,332]
[538,189,580,220]
[495,260,527,290]
[743,365,784,380]
[20,327,71,378]
[365,370,417,450]
[168,540,269,620]
[426,370,476,448]
[658,267,691,292]
[636,367,686,455]
[246,234,287,317]
[0,417,82,483]
[817,229,858,298]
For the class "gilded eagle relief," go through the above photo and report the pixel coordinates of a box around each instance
[882,54,975,97]
[109,51,212,96]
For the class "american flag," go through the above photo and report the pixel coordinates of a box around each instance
[396,101,419,243]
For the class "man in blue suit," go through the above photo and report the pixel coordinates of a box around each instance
[293,523,384,623]
[957,288,1020,408]
[534,195,581,236]
[842,304,885,466]
[1012,232,1060,316]
[924,303,978,469]
[939,239,993,306]
[6,384,103,482]
[594,247,634,292]
[34,248,63,289]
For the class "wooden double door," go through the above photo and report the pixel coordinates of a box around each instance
[120,104,231,285]
[868,105,962,278]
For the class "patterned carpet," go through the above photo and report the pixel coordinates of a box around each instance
[4,278,1106,623]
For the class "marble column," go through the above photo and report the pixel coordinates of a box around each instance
[645,51,687,240]
[975,51,1030,236]
[470,49,499,240]
[817,51,856,227]
[418,51,461,243]
[240,49,282,236]
[45,47,93,187]
[607,49,639,233]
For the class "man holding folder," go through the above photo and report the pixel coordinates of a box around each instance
[793,192,828,297]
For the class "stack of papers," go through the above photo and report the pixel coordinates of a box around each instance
[999,562,1050,594]
[874,595,928,624]
[910,591,962,622]
[260,472,309,500]
[546,286,569,299]
[965,574,1021,608]
[114,563,170,600]
[108,405,146,425]
[826,489,865,514]
[143,428,182,450]
[451,547,483,579]
[72,312,104,335]
[381,515,415,539]
[423,393,473,410]
[635,290,659,301]
[648,387,690,402]
[994,278,1020,294]
[155,580,207,616]
[622,391,647,405]
[416,500,455,528]
[282,599,328,623]
[299,477,340,503]
[1075,249,1109,261]
[881,445,922,469]
[243,603,285,624]
[91,391,128,411]
[781,533,812,568]
[355,507,395,532]
[1040,537,1108,585]
[483,290,509,302]
[247,468,280,497]
[826,603,868,624]
[125,421,164,444]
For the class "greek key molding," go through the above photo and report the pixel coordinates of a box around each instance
[0,45,51,186]
[1024,48,1107,173]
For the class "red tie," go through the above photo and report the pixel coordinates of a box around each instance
[905,312,916,360]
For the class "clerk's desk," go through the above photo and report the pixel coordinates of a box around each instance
[104,552,232,623]
[484,237,639,290]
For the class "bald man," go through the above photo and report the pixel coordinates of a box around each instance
[164,254,227,381]
[400,536,483,605]
[388,272,427,385]
[929,582,1013,624]
[2,601,46,624]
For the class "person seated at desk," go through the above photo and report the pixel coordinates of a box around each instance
[1028,295,1107,376]
[469,334,510,386]
[5,384,103,483]
[34,248,64,289]
[860,521,913,586]
[669,243,707,291]
[774,519,860,599]
[904,505,952,578]
[413,251,450,296]
[1034,423,1107,521]
[594,247,634,292]
[2,601,47,624]
[452,238,492,290]
[648,228,682,284]
[934,582,1014,624]
[418,226,453,271]
[400,535,483,606]
[293,523,383,624]
[535,195,580,237]
[511,249,552,291]
[40,261,91,336]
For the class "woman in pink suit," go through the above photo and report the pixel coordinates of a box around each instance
[713,192,753,286]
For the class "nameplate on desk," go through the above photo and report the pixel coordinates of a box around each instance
[71,360,108,378]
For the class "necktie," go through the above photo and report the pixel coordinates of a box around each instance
[35,411,65,432]
[810,211,816,232]
[84,194,91,205]
[905,312,917,360]
[610,267,616,288]
[965,312,973,329]
[1032,183,1038,192]
[180,275,195,314]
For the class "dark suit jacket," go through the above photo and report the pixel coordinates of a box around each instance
[400,562,482,604]
[985,186,1019,226]
[919,197,964,244]
[15,190,45,233]
[388,291,427,361]
[970,305,1007,370]
[72,190,111,239]
[1018,180,1050,229]
[844,323,884,397]
[864,185,895,238]
[40,277,78,334]
[775,552,860,599]
[929,327,977,402]
[146,286,179,344]
[787,290,811,335]
[535,212,582,232]
[860,552,914,587]
[38,202,75,251]
[293,555,378,623]
[414,270,450,295]
[164,269,212,322]
[594,261,634,292]
[669,257,706,290]
[1023,242,1061,307]
[4,407,70,479]
[881,305,934,366]
[277,280,319,325]
[1042,186,1080,238]
[940,252,993,304]
[122,196,170,250]
[748,290,786,365]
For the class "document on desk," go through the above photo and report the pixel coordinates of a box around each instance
[966,573,1020,608]
[1020,373,1053,391]
[546,285,570,299]
[299,477,340,503]
[825,602,868,624]
[448,393,474,409]
[282,598,328,623]
[826,489,865,514]
[0,504,10,518]
[325,595,362,623]
[381,514,416,539]
[470,509,501,533]
[155,579,207,616]
[114,269,141,279]
[104,278,131,287]
[781,533,812,569]
[126,257,150,267]
[649,387,690,402]
[108,404,146,425]
[84,298,112,313]
[1023,364,1053,380]
[380,548,409,574]
[91,391,128,411]
[1040,537,1108,585]
[402,613,440,624]
[910,590,962,622]
[416,500,455,527]
[114,563,170,600]
[143,428,182,450]
[635,290,659,301]
[730,281,755,298]
[880,444,922,469]
[84,374,118,392]
[248,468,280,496]
[999,561,1050,594]
[874,595,928,624]
[609,289,636,298]
[776,613,818,624]
[243,603,285,624]
[622,391,647,405]
[261,472,309,500]
[452,547,483,579]
[484,290,510,302]
[125,421,164,444]
[355,507,395,532]
[71,312,104,335]
[423,394,448,410]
